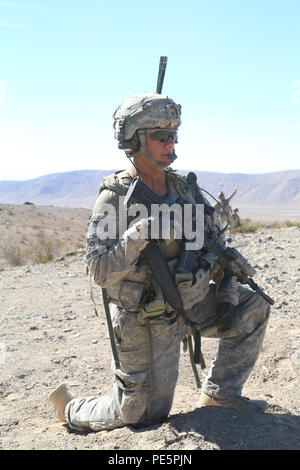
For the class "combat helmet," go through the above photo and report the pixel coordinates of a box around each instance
[113,93,181,168]
[218,191,225,199]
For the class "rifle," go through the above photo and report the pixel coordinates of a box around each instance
[124,174,275,306]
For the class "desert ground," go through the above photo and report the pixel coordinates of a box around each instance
[0,203,299,450]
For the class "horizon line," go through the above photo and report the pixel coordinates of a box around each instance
[1,167,300,182]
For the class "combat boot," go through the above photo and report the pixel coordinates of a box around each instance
[48,384,75,422]
[198,392,268,413]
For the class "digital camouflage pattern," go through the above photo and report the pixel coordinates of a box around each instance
[64,171,270,431]
[214,187,238,228]
[113,93,181,142]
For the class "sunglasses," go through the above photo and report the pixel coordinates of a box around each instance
[148,129,178,143]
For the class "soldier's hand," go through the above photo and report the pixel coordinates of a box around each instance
[134,217,153,239]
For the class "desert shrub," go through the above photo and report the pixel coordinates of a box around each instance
[31,239,61,264]
[2,243,26,266]
[36,229,45,239]
[283,220,300,228]
[231,218,300,233]
[75,247,86,255]
[232,222,261,233]
[266,221,282,229]
[240,217,252,225]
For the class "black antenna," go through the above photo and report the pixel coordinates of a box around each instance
[156,56,168,94]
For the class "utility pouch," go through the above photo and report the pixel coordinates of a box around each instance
[137,280,166,324]
[175,267,210,310]
[118,280,145,311]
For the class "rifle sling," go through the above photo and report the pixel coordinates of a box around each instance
[143,242,202,327]
[102,288,120,370]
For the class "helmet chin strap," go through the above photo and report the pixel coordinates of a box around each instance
[135,129,177,169]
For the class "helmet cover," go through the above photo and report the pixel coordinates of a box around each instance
[113,93,181,144]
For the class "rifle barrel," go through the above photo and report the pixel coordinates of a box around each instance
[245,277,275,305]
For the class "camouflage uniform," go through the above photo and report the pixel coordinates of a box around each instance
[64,170,270,432]
[232,209,241,228]
[214,188,238,228]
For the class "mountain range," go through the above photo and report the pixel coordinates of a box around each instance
[0,169,299,220]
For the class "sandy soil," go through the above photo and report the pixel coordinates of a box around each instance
[0,205,299,451]
[0,203,90,270]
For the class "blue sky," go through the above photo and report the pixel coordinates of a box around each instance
[0,0,299,180]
